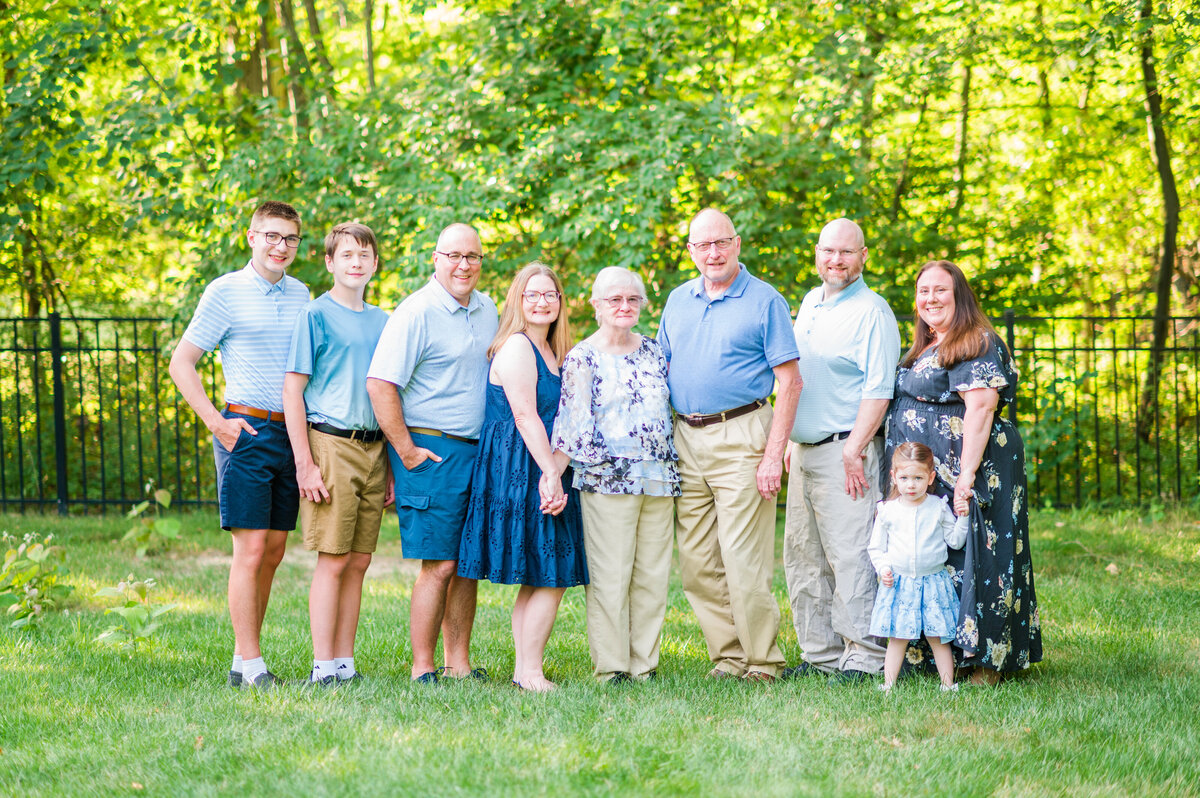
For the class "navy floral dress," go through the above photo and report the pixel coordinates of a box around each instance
[458,336,588,588]
[884,331,1042,673]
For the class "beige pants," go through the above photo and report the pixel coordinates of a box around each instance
[783,437,886,673]
[673,403,784,676]
[580,491,675,681]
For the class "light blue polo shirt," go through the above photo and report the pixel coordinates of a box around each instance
[286,292,390,430]
[182,262,311,413]
[790,276,901,444]
[366,277,499,438]
[657,264,799,416]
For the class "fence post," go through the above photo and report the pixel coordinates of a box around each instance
[50,313,69,515]
[1003,309,1017,425]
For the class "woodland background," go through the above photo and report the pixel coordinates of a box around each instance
[2,0,1197,324]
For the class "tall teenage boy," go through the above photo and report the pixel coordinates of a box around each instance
[169,200,311,689]
[283,223,390,686]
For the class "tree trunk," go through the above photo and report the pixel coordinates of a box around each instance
[1136,0,1181,441]
[946,60,972,260]
[363,0,376,91]
[275,0,311,128]
[889,91,927,223]
[301,0,335,92]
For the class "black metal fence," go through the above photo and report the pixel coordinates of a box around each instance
[1,313,1198,514]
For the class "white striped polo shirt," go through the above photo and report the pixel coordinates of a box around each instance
[182,262,311,412]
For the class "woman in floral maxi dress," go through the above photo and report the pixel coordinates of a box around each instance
[884,260,1042,684]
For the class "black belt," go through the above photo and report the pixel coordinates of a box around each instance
[803,431,852,446]
[678,399,767,428]
[308,422,384,443]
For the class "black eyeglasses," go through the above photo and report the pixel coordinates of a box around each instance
[436,251,484,266]
[253,230,302,248]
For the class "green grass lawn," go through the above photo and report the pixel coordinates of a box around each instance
[2,505,1199,796]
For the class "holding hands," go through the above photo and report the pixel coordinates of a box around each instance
[538,467,568,515]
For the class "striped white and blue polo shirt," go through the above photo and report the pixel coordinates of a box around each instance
[182,262,311,413]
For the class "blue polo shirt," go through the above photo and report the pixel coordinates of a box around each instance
[182,262,311,413]
[657,264,799,416]
[366,277,499,438]
[790,277,900,443]
[286,292,390,430]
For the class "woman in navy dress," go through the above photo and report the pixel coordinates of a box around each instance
[458,262,587,692]
[884,260,1042,685]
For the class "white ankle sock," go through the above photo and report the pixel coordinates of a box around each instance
[312,660,336,681]
[242,656,267,682]
[231,654,244,674]
[335,657,356,680]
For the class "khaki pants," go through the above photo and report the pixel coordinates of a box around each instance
[580,492,675,681]
[673,403,784,676]
[783,437,886,673]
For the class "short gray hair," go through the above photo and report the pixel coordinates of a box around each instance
[590,267,648,323]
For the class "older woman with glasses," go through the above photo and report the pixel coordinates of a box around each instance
[551,266,680,684]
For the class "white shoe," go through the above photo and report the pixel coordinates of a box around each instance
[940,682,959,692]
[877,682,893,693]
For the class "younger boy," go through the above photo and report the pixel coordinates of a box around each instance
[169,200,310,690]
[283,223,390,686]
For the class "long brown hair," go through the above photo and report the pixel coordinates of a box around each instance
[886,441,936,500]
[901,260,1001,369]
[488,262,574,364]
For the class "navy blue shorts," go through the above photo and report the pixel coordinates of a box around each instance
[213,411,299,532]
[389,432,477,561]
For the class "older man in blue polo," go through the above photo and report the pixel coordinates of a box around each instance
[657,208,803,683]
[366,222,499,684]
[782,217,901,684]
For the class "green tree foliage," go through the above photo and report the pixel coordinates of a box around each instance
[1,0,1197,323]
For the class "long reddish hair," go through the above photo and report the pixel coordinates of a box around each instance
[901,260,1003,369]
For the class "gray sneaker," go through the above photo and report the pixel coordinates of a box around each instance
[228,670,243,688]
[245,671,284,691]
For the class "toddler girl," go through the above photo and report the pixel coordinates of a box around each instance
[868,441,969,691]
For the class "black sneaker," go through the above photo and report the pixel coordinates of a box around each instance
[828,669,873,685]
[780,662,822,680]
[413,671,439,685]
[606,672,631,686]
[245,671,284,691]
[309,674,338,688]
[228,670,243,688]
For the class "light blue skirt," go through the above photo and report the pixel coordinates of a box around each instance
[869,568,960,642]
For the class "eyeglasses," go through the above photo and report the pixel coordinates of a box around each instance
[522,290,561,303]
[436,251,484,266]
[688,237,736,252]
[599,296,643,309]
[254,230,302,248]
[816,246,863,258]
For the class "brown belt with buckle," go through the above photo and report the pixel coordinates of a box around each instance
[225,403,285,423]
[678,398,768,428]
[408,426,478,445]
[308,422,385,443]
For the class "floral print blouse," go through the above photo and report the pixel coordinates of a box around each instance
[551,336,680,497]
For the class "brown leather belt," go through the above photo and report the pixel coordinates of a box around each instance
[309,422,385,443]
[677,398,767,428]
[408,426,478,445]
[225,403,285,423]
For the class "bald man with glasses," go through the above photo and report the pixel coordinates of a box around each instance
[367,223,499,684]
[657,208,802,683]
[781,217,901,685]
